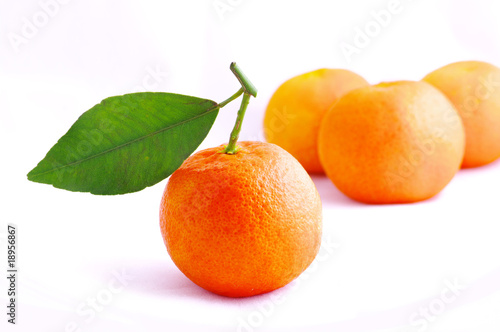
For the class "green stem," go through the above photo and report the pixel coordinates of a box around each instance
[216,62,257,155]
[224,93,251,154]
[218,88,244,108]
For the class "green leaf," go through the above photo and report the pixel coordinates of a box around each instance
[27,92,219,195]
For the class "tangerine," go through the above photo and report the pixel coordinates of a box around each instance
[423,60,500,167]
[318,81,465,204]
[160,141,322,297]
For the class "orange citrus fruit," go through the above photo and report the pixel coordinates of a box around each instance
[423,60,500,168]
[160,141,322,297]
[263,68,369,174]
[318,81,466,204]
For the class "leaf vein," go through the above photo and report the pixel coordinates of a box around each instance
[30,103,220,178]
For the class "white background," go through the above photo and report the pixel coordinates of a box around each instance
[1,0,500,331]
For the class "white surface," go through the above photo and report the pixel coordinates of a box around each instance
[1,0,500,331]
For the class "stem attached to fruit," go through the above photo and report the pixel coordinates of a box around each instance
[224,93,251,154]
[223,62,257,155]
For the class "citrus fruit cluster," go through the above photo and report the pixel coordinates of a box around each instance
[264,60,500,204]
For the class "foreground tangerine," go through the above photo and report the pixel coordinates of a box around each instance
[318,81,465,204]
[264,68,368,174]
[423,60,500,168]
[160,141,322,297]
